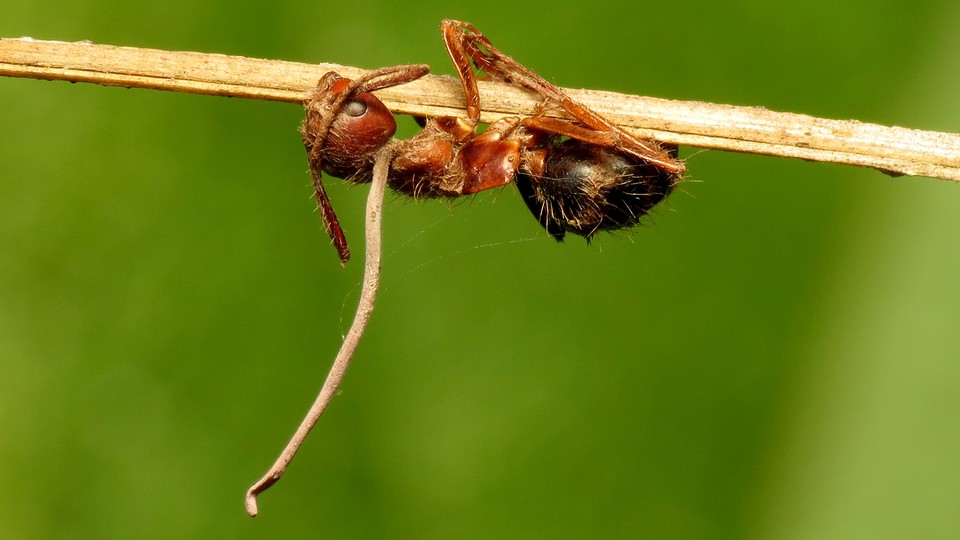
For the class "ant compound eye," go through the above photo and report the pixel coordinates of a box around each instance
[343,99,368,117]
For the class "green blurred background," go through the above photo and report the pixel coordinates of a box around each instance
[2,1,959,538]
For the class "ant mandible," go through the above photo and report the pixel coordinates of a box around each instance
[302,20,686,265]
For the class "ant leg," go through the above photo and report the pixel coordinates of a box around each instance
[519,116,617,148]
[441,20,481,130]
[518,116,679,174]
[444,20,684,176]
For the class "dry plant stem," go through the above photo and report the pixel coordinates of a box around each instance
[244,146,392,518]
[2,37,958,180]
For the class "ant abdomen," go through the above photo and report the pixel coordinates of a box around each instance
[515,139,680,241]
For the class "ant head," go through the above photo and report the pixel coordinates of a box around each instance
[326,79,398,163]
[304,66,429,181]
[302,74,397,178]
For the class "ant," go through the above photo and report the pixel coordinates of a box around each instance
[246,21,687,516]
[302,19,685,265]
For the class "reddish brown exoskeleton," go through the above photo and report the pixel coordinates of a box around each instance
[248,20,689,516]
[303,20,685,264]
